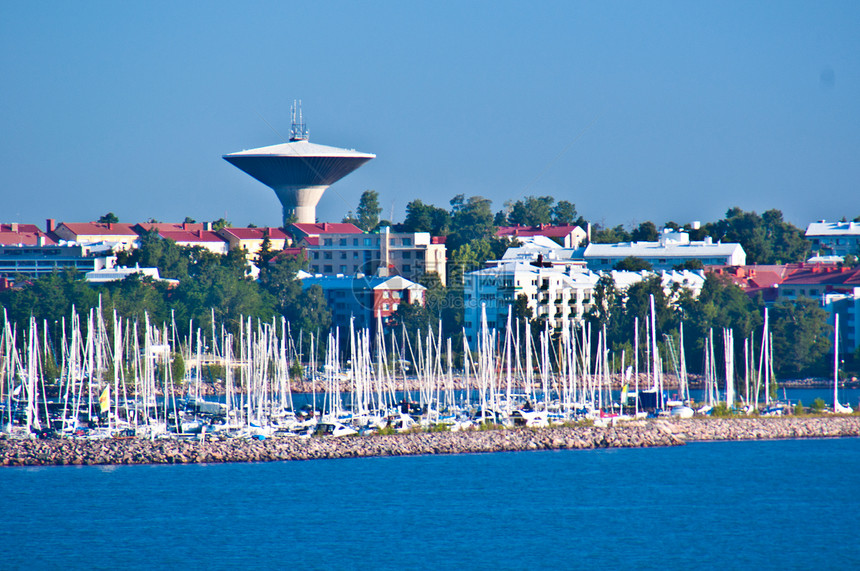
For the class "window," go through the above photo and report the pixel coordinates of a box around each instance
[312,252,319,259]
[382,303,389,310]
[311,265,319,273]
[324,252,332,260]
[324,238,333,246]
[340,252,347,259]
[403,264,411,273]
[402,237,412,246]
[392,303,398,311]
[353,252,359,259]
[364,238,372,246]
[323,265,333,273]
[383,291,389,298]
[339,238,347,246]
[402,251,412,259]
[353,238,359,246]
[340,265,347,273]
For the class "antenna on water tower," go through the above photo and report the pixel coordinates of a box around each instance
[290,100,309,141]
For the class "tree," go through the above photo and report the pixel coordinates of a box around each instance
[551,201,578,225]
[631,221,658,242]
[402,200,451,235]
[98,212,119,224]
[701,207,808,264]
[673,259,704,271]
[677,273,763,371]
[255,230,277,267]
[613,257,652,271]
[356,190,382,231]
[289,285,331,333]
[258,254,304,316]
[211,218,231,232]
[769,298,832,377]
[448,195,496,251]
[513,293,533,322]
[183,216,196,224]
[591,224,631,244]
[507,196,554,227]
[342,211,360,227]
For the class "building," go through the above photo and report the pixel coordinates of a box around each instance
[51,221,139,250]
[155,229,230,255]
[463,259,704,345]
[705,264,818,303]
[217,227,289,260]
[497,224,587,248]
[303,227,447,286]
[300,274,426,333]
[805,220,860,257]
[134,223,229,255]
[287,222,364,243]
[583,229,746,270]
[223,106,375,225]
[0,242,115,279]
[0,223,56,247]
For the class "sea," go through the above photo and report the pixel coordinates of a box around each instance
[1,438,858,570]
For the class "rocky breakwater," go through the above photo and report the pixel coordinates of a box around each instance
[0,423,682,467]
[662,415,860,442]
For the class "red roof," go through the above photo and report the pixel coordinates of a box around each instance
[135,222,209,233]
[497,224,584,239]
[289,222,363,236]
[0,223,56,246]
[218,227,289,240]
[705,263,858,301]
[304,237,320,246]
[57,222,138,236]
[159,230,227,243]
[780,265,860,287]
[431,236,447,244]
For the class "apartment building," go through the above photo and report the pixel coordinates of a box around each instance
[302,226,447,286]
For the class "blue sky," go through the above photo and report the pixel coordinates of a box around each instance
[2,1,858,229]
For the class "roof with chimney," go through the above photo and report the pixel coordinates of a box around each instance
[55,222,138,237]
[0,223,56,246]
[158,230,228,243]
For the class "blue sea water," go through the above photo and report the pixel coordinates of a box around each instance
[1,438,858,570]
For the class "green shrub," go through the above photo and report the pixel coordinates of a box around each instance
[794,401,804,416]
[811,397,826,413]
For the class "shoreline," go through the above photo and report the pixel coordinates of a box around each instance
[1,416,858,467]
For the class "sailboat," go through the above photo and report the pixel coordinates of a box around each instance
[833,314,853,414]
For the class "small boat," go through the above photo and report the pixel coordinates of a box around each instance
[670,405,694,419]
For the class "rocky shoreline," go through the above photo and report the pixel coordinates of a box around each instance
[1,416,858,467]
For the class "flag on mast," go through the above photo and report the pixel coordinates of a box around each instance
[99,386,110,414]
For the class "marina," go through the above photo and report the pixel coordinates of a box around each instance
[2,297,857,447]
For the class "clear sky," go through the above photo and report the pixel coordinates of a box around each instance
[2,1,858,230]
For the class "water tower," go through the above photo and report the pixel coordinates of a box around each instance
[223,103,375,225]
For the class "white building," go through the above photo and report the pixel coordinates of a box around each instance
[583,230,746,270]
[805,220,860,257]
[463,260,704,345]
